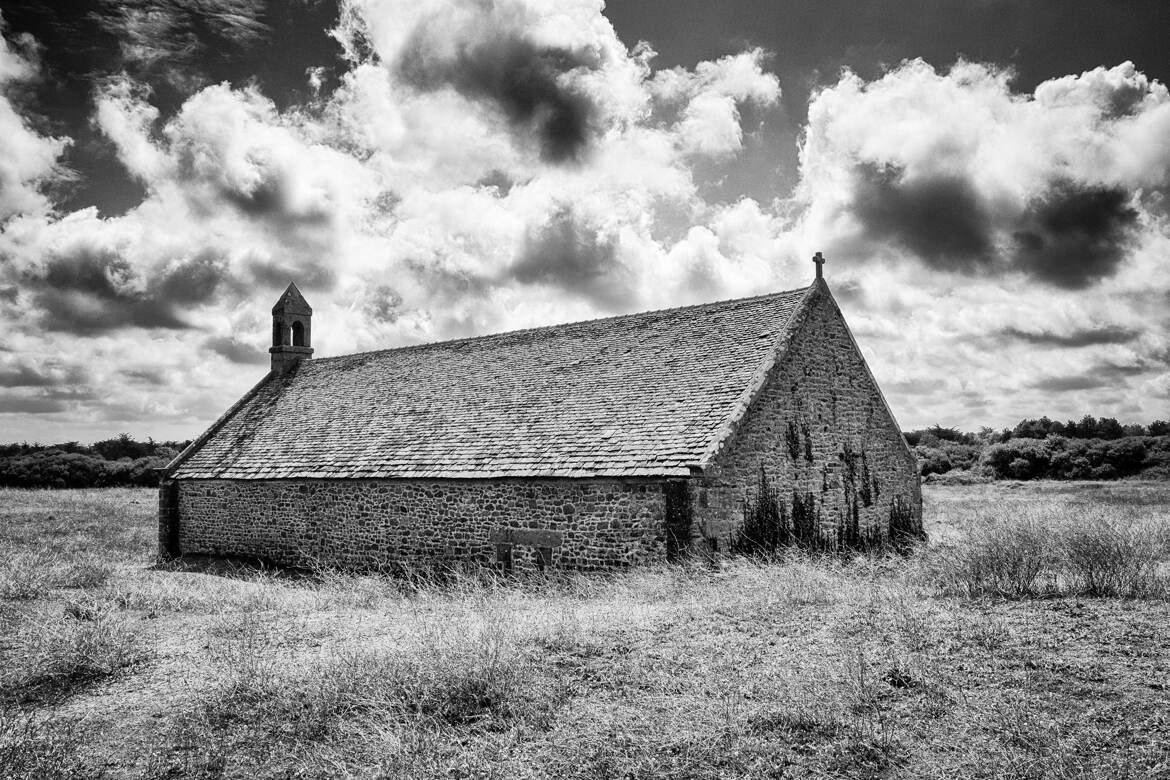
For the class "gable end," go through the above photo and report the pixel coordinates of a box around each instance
[696,281,821,468]
[692,278,922,548]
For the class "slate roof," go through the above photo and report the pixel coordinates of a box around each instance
[171,286,813,480]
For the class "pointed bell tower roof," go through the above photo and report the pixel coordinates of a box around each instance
[272,283,312,316]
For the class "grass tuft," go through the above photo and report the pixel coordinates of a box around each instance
[0,711,98,780]
[0,553,58,601]
[0,608,147,703]
[0,552,115,601]
[159,597,564,776]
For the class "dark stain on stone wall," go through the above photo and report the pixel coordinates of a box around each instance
[786,421,802,461]
[791,489,820,548]
[730,463,789,555]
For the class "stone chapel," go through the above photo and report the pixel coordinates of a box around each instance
[159,257,922,570]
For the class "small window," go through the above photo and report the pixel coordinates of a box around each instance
[272,320,283,347]
[291,321,305,347]
[535,546,553,570]
[496,543,513,571]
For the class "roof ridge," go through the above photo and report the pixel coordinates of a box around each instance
[317,286,812,364]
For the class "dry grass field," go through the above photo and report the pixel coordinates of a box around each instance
[2,482,1169,779]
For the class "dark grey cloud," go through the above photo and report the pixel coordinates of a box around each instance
[1031,374,1112,392]
[884,379,937,396]
[476,170,515,196]
[1099,78,1147,118]
[33,249,188,333]
[362,285,402,324]
[156,249,233,303]
[399,31,600,163]
[1011,182,1139,289]
[1091,361,1155,381]
[827,277,863,304]
[511,207,632,310]
[849,165,1139,288]
[205,335,266,364]
[26,246,231,334]
[43,386,99,401]
[216,172,331,226]
[1000,325,1140,348]
[123,368,167,385]
[0,395,68,414]
[1032,355,1160,393]
[247,258,336,292]
[0,363,88,391]
[0,364,55,387]
[851,163,995,271]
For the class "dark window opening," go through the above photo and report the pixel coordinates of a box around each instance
[292,321,305,347]
[496,543,513,571]
[664,481,692,562]
[535,546,553,570]
[162,480,180,557]
[272,319,283,347]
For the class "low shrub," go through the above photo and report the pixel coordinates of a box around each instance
[921,518,1054,597]
[920,509,1169,598]
[921,469,993,486]
[1058,513,1169,597]
[914,440,983,477]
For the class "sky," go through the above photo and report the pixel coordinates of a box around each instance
[1,0,1168,443]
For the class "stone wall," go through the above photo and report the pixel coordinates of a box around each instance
[169,477,669,571]
[693,283,922,549]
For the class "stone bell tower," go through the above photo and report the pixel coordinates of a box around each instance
[270,283,313,374]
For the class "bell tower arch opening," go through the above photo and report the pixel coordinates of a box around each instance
[269,283,313,374]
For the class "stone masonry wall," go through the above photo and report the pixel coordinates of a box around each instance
[171,477,668,571]
[693,284,922,549]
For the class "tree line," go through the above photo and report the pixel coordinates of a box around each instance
[905,416,1170,445]
[907,417,1170,482]
[0,434,191,489]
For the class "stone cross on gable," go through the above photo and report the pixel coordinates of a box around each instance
[813,251,826,279]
